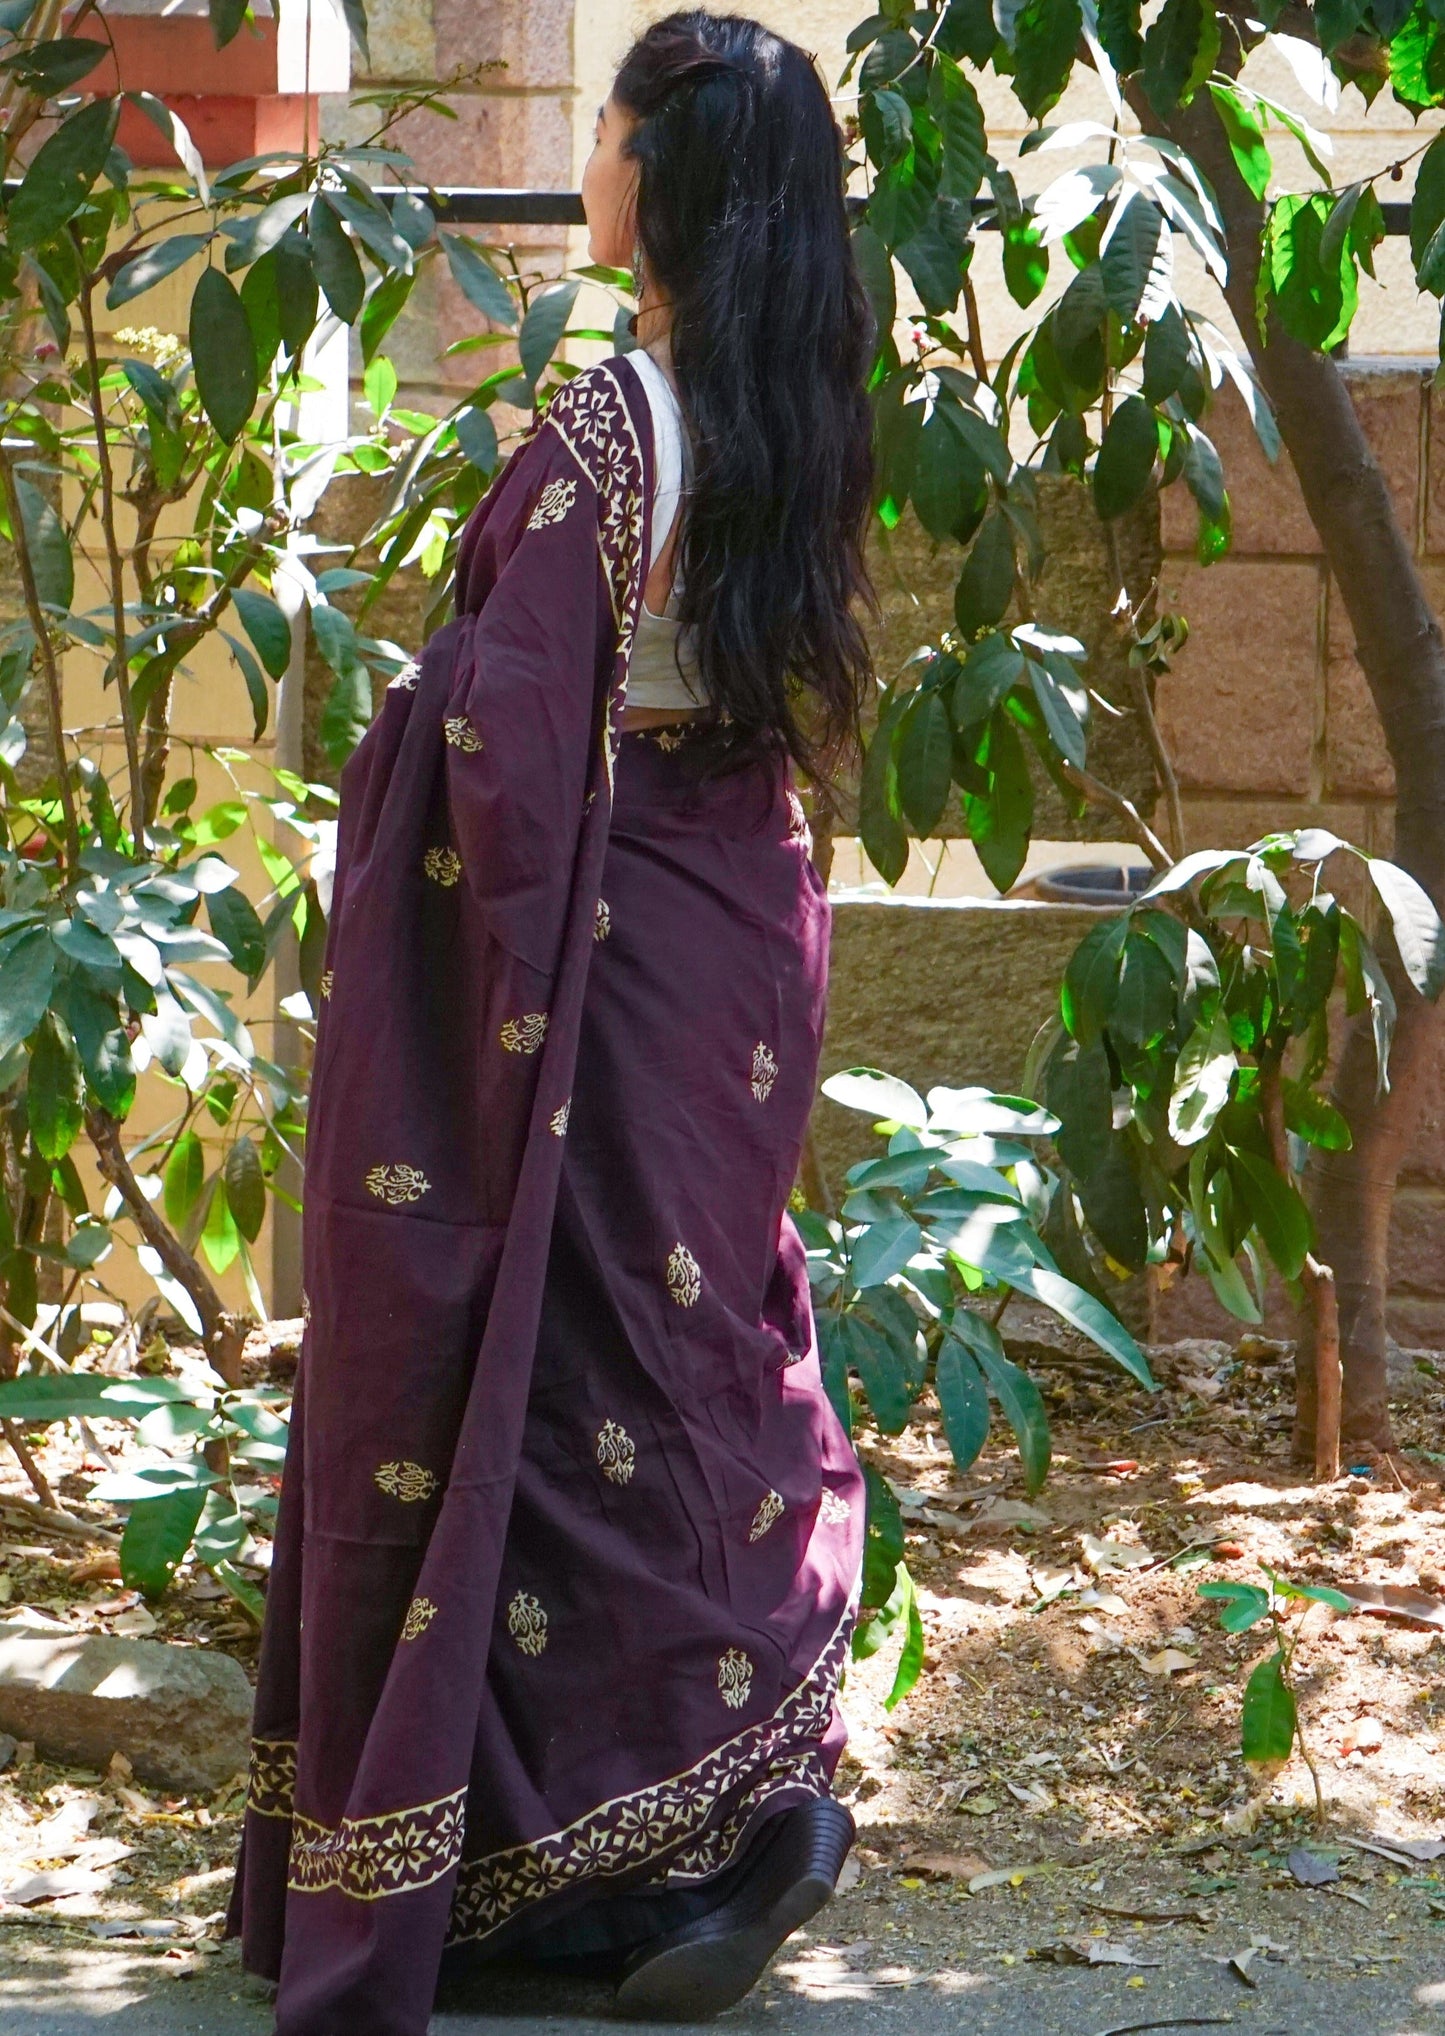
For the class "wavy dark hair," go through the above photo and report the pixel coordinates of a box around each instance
[613,10,875,783]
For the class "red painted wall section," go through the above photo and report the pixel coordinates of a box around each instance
[68,7,348,166]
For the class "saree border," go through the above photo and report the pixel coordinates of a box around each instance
[444,1606,851,1947]
[242,1605,849,1929]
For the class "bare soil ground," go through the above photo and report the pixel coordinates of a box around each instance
[0,1323,1441,2031]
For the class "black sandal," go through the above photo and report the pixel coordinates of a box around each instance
[612,1796,855,2022]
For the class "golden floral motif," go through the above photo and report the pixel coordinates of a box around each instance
[423,846,462,887]
[594,897,611,941]
[717,1648,754,1710]
[365,1164,432,1206]
[444,715,484,753]
[400,1596,438,1642]
[652,726,685,752]
[288,1787,466,1901]
[749,1490,784,1542]
[499,1012,549,1055]
[507,1590,549,1657]
[595,1419,635,1486]
[750,1041,778,1103]
[374,1460,438,1504]
[665,1241,701,1308]
[247,1736,297,1821]
[549,1099,571,1137]
[319,970,334,1000]
[388,660,420,691]
[820,1488,852,1527]
[526,477,578,530]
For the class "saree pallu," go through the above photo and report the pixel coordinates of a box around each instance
[228,356,864,2036]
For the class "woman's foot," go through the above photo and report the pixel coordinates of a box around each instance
[612,1796,854,2022]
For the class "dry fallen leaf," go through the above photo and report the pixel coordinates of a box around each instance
[111,1605,158,1637]
[1081,1533,1154,1574]
[0,1864,115,1905]
[1366,1831,1444,1862]
[1076,1585,1129,1615]
[1287,1848,1339,1888]
[1333,1581,1445,1630]
[1036,1937,1163,1967]
[898,1851,991,1881]
[1340,1717,1384,1755]
[1138,1647,1198,1677]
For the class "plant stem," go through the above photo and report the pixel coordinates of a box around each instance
[2,1417,57,1511]
[0,438,82,869]
[86,1109,246,1386]
[1260,1055,1341,1480]
[75,264,148,849]
[1102,518,1187,860]
[1059,759,1173,869]
[961,271,989,384]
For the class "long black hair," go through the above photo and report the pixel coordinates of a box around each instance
[613,11,875,783]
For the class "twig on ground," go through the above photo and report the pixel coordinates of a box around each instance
[0,1496,120,1545]
[1,1419,57,1512]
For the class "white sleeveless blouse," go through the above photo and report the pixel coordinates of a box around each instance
[627,348,705,712]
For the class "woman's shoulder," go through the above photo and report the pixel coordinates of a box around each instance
[540,356,649,477]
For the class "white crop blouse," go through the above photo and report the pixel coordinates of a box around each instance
[626,347,705,712]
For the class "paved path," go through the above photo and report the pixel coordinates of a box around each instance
[0,1933,1442,2035]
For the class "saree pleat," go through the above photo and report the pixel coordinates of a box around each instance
[228,357,863,2035]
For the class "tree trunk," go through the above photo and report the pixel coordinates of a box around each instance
[1158,91,1445,1455]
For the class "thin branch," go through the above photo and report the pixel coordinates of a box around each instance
[2,1418,57,1511]
[86,1109,246,1386]
[961,271,989,385]
[75,263,148,846]
[0,438,81,869]
[1102,518,1187,859]
[1261,1055,1341,1481]
[1059,759,1173,870]
[0,1495,120,1546]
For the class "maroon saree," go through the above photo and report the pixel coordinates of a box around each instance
[228,355,863,2036]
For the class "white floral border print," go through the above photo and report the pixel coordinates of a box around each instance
[445,1608,850,1947]
[287,1786,467,1902]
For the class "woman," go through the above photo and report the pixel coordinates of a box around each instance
[228,13,875,2030]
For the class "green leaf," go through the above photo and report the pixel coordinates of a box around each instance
[913,409,979,541]
[964,710,1033,893]
[320,666,374,768]
[852,222,897,347]
[1142,303,1193,405]
[207,884,266,986]
[975,1333,1051,1494]
[1169,1006,1236,1145]
[1047,1036,1114,1176]
[1143,0,1218,115]
[1241,1649,1297,1767]
[1198,1578,1273,1632]
[1231,1147,1312,1280]
[897,688,953,834]
[1093,395,1159,519]
[850,1217,924,1291]
[308,196,366,323]
[1003,216,1049,306]
[55,977,133,1116]
[1079,1142,1149,1268]
[1412,135,1445,296]
[954,511,1017,635]
[858,704,909,886]
[1283,1079,1351,1152]
[0,1375,191,1424]
[1011,1262,1155,1386]
[1097,0,1144,72]
[231,586,291,680]
[0,927,55,1058]
[884,1563,926,1710]
[1367,857,1445,998]
[931,54,988,203]
[1112,928,1177,1048]
[1101,191,1168,321]
[936,1331,991,1471]
[519,280,580,392]
[439,231,520,331]
[164,1129,205,1230]
[822,1066,928,1128]
[1013,0,1083,117]
[201,1171,241,1275]
[1,34,107,91]
[222,631,270,740]
[1267,192,1358,353]
[1207,82,1272,201]
[106,233,210,311]
[1026,652,1088,770]
[224,1135,266,1243]
[120,1486,208,1600]
[454,405,499,475]
[896,194,971,316]
[14,477,73,613]
[7,95,118,250]
[860,1462,905,1611]
[1061,914,1128,1047]
[842,1311,911,1441]
[953,632,1025,725]
[1339,912,1396,1095]
[27,1012,83,1161]
[189,266,258,443]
